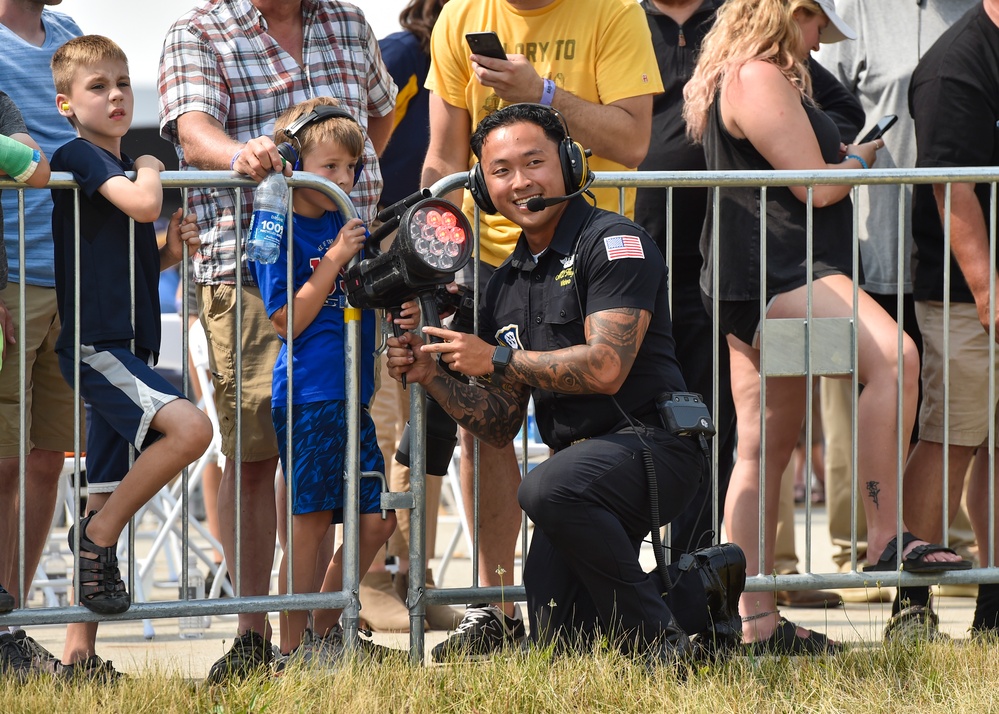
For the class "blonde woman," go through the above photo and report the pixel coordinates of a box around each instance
[683,0,970,654]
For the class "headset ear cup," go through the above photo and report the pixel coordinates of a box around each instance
[277,142,299,171]
[468,164,497,214]
[560,139,588,193]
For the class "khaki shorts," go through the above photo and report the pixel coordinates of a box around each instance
[197,283,280,461]
[0,283,82,456]
[916,300,999,447]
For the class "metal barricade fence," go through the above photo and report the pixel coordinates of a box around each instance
[1,166,998,662]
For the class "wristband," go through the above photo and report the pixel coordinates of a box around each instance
[230,148,242,172]
[844,154,868,170]
[539,78,556,106]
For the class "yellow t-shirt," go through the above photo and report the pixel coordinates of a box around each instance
[427,0,664,267]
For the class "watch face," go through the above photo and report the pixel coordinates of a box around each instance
[493,344,512,373]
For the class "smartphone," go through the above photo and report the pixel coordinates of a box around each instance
[857,114,898,144]
[465,31,507,61]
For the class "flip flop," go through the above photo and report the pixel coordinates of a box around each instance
[863,532,973,573]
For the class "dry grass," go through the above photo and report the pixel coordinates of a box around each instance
[3,639,999,714]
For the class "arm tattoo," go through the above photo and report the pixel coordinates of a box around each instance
[424,363,530,448]
[505,307,649,394]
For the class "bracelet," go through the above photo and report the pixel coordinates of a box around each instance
[229,148,242,172]
[844,153,868,170]
[539,78,556,106]
[741,610,778,622]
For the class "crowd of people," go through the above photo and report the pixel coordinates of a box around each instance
[0,0,997,683]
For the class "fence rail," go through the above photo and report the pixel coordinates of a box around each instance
[1,166,997,660]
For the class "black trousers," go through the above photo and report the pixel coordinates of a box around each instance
[518,426,704,652]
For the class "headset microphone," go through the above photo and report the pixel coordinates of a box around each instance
[525,173,595,213]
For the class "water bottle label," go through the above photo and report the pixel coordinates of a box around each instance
[250,210,286,239]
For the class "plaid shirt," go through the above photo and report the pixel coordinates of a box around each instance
[158,0,397,285]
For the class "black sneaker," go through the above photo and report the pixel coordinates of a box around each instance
[0,631,33,682]
[431,604,526,662]
[0,583,13,613]
[12,630,59,674]
[206,631,275,684]
[57,654,126,683]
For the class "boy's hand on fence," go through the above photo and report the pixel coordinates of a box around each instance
[164,208,201,263]
[327,218,367,266]
[134,155,165,172]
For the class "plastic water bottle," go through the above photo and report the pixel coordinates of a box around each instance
[246,172,289,264]
[178,555,206,639]
[42,542,69,607]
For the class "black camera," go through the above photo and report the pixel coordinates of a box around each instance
[655,392,715,438]
[433,283,476,335]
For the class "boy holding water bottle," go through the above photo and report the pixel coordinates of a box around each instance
[250,96,401,667]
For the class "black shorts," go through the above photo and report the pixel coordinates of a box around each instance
[700,292,762,347]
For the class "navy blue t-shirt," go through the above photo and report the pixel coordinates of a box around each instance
[377,30,431,207]
[51,139,161,355]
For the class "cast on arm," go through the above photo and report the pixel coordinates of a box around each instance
[0,132,49,187]
[268,217,367,340]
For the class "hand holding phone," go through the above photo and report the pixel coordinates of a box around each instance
[465,31,507,61]
[858,114,898,144]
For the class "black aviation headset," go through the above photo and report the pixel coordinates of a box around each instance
[467,103,593,215]
[277,103,365,186]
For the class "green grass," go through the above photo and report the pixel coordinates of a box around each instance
[4,640,999,714]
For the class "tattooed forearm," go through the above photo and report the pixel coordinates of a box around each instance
[424,363,529,448]
[505,307,650,395]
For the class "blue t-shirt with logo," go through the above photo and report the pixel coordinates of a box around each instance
[252,210,376,407]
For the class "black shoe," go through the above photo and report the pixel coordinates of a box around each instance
[12,630,59,675]
[0,583,14,613]
[57,654,126,683]
[0,631,33,682]
[643,619,695,677]
[206,631,275,684]
[679,543,746,657]
[431,604,526,662]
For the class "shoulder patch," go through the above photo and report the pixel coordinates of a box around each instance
[603,235,645,261]
[495,324,523,350]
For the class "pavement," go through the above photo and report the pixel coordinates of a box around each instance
[11,501,981,678]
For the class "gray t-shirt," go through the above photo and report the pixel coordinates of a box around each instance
[815,0,978,296]
[0,91,30,291]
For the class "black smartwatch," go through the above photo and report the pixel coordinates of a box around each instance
[492,344,513,374]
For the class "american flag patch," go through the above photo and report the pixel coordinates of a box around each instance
[603,235,645,261]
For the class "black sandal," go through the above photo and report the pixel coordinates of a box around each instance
[68,511,131,615]
[864,532,973,573]
[747,618,843,656]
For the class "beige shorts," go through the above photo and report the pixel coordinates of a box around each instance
[916,300,999,447]
[197,283,280,462]
[0,283,82,456]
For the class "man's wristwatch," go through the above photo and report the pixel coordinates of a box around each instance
[492,344,513,374]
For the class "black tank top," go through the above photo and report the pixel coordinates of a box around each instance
[699,93,855,301]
